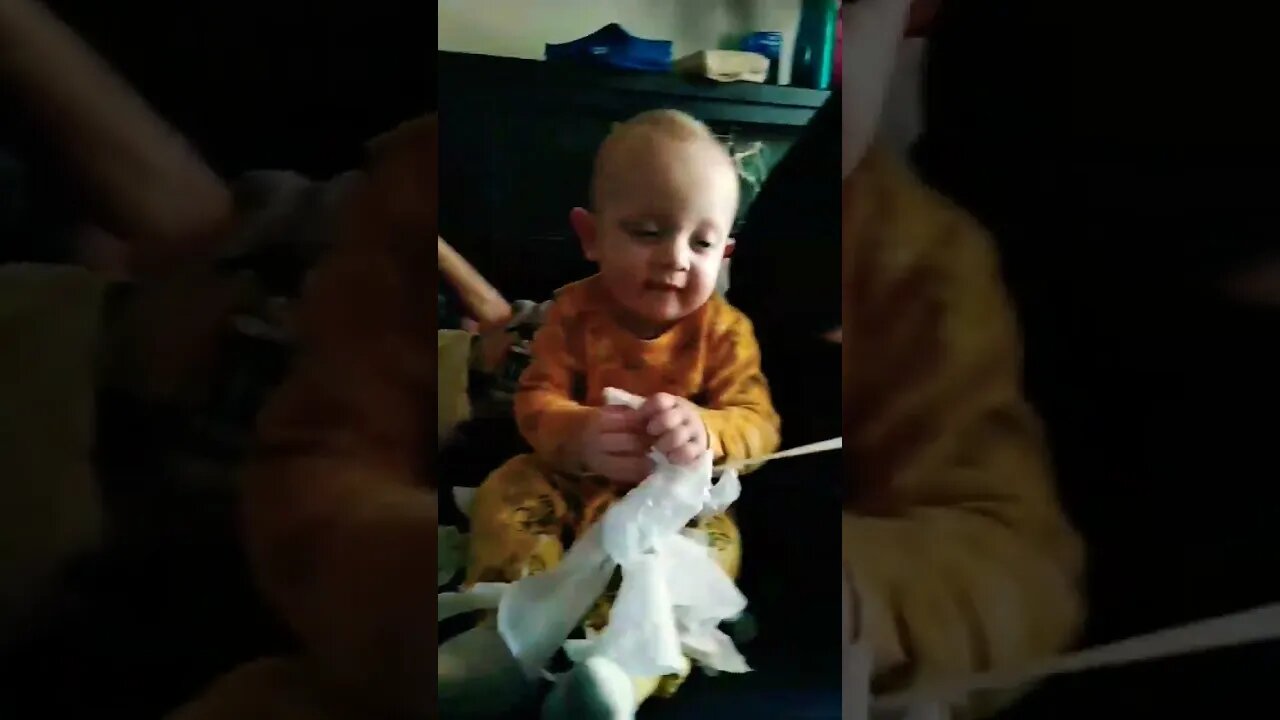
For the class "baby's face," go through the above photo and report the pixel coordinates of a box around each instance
[581,135,738,336]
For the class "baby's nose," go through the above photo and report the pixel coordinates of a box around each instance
[657,238,691,268]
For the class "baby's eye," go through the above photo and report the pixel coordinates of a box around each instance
[627,226,663,241]
[621,221,653,233]
[692,237,716,251]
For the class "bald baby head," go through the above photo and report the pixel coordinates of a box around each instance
[589,109,739,214]
[571,109,740,336]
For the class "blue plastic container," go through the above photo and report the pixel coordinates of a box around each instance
[741,31,783,84]
[545,23,673,72]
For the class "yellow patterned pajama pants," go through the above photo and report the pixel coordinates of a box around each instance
[465,453,743,703]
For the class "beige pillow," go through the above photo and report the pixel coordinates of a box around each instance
[437,330,472,443]
[0,265,106,635]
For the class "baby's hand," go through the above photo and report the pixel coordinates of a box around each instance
[639,393,708,466]
[580,406,653,485]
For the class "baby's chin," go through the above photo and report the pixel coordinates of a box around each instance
[604,283,710,335]
[631,294,702,326]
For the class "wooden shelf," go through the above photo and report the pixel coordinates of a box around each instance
[440,51,830,128]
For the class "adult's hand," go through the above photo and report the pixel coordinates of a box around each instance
[438,236,512,329]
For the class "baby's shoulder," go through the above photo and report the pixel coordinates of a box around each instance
[545,276,601,322]
[700,293,756,339]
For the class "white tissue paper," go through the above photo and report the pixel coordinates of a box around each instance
[438,387,751,683]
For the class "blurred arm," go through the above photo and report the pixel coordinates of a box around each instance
[843,150,1084,717]
[0,0,231,268]
[241,116,439,717]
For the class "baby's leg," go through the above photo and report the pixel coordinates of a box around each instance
[693,511,743,579]
[465,454,569,588]
[565,511,744,711]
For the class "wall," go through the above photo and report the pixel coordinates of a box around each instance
[439,0,804,85]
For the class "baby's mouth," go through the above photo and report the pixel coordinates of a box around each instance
[643,281,682,292]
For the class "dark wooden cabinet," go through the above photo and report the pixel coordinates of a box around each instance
[439,51,829,302]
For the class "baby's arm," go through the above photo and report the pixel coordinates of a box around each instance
[513,299,594,472]
[697,311,782,468]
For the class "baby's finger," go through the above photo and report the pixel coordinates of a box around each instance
[646,408,685,437]
[668,442,702,466]
[597,406,639,432]
[638,392,678,418]
[653,425,695,455]
[599,431,647,456]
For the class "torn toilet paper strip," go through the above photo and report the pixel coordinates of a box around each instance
[869,601,1280,718]
[438,386,749,681]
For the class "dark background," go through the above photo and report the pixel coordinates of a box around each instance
[914,1,1280,716]
[0,3,429,718]
[0,0,430,262]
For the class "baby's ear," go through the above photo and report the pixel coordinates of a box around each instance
[723,237,736,258]
[570,207,599,261]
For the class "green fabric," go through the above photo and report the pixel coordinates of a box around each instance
[0,264,107,632]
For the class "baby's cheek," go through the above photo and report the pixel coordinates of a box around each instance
[676,266,709,298]
[603,261,644,296]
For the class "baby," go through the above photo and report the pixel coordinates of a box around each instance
[464,109,781,718]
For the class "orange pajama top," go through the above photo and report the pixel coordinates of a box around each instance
[514,275,781,472]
